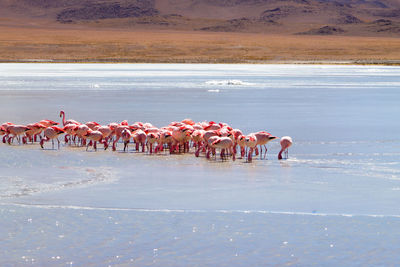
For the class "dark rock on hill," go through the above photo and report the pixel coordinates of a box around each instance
[198,18,253,32]
[297,25,346,35]
[337,14,363,24]
[57,2,158,22]
[367,19,400,33]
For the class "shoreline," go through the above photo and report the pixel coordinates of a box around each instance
[1,59,400,65]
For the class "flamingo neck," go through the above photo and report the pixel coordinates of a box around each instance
[278,149,284,160]
[60,111,66,126]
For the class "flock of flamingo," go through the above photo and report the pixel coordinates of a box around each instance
[0,111,293,162]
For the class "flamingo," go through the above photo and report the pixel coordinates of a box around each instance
[212,136,235,161]
[25,123,47,143]
[146,132,159,154]
[1,122,14,143]
[236,135,247,158]
[254,131,278,159]
[278,136,293,160]
[59,110,80,126]
[132,129,147,152]
[112,125,130,151]
[84,130,107,151]
[63,124,79,144]
[6,125,30,144]
[40,126,65,149]
[75,124,90,146]
[96,125,113,146]
[171,126,190,153]
[192,129,205,156]
[244,134,258,162]
[206,135,220,159]
[121,128,132,152]
[156,130,173,153]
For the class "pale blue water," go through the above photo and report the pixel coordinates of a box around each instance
[0,64,400,266]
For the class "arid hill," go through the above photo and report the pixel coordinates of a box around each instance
[0,0,400,63]
[0,0,400,35]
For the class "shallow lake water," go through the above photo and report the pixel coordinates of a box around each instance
[0,64,400,266]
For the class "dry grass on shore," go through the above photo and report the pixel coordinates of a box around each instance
[1,26,400,63]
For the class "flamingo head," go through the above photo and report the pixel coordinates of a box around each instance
[59,110,64,117]
[268,136,278,140]
[245,136,255,142]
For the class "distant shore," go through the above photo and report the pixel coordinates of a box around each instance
[1,59,400,65]
[1,26,400,65]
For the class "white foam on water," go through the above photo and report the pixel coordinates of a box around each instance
[3,203,400,219]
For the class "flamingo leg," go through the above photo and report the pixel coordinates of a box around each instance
[264,145,268,159]
[231,148,236,161]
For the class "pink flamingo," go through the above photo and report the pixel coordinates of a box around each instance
[7,125,30,144]
[40,126,65,149]
[155,130,173,153]
[25,123,47,143]
[206,135,220,159]
[192,129,205,156]
[236,135,247,158]
[278,136,293,160]
[254,131,278,159]
[112,125,130,151]
[171,126,189,153]
[244,134,258,162]
[96,125,113,147]
[132,129,147,152]
[212,136,235,161]
[84,130,107,151]
[59,111,80,126]
[121,128,132,152]
[75,124,90,146]
[146,132,159,154]
[63,124,79,144]
[2,122,14,143]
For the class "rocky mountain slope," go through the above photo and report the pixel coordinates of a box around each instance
[0,0,399,36]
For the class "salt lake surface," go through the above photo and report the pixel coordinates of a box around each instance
[0,64,399,266]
